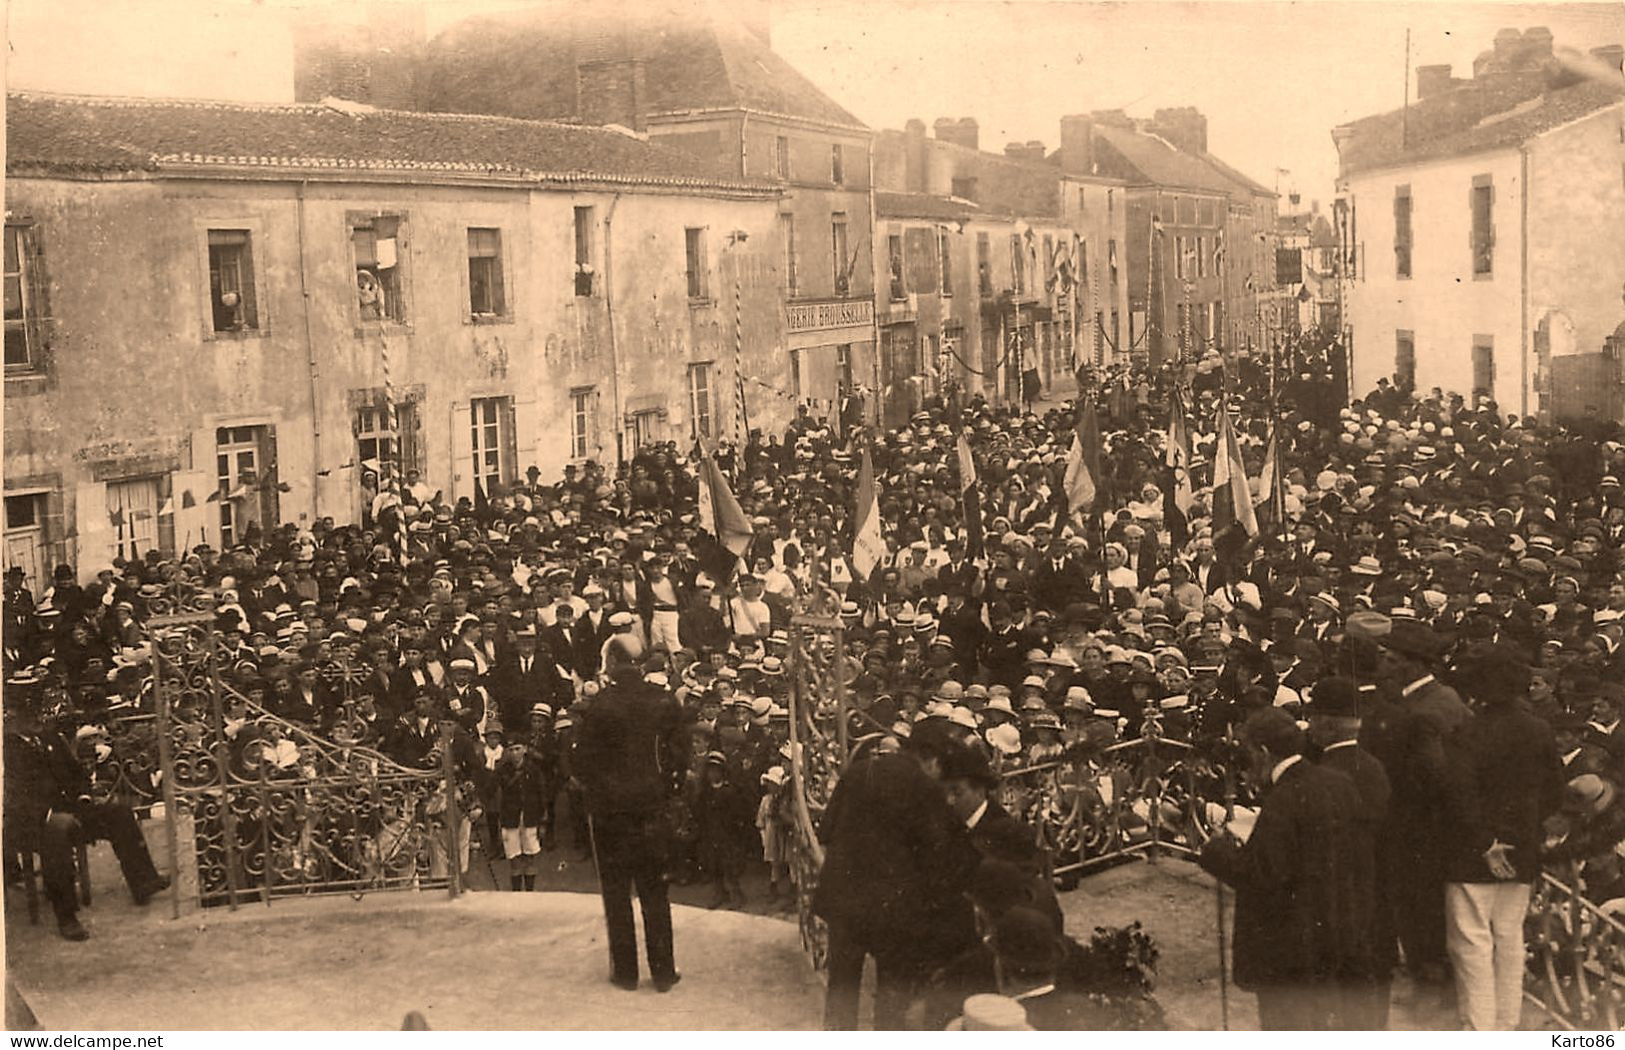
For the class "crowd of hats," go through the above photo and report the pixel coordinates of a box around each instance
[3,344,1625,901]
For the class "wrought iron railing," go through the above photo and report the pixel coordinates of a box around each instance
[996,712,1625,1030]
[1527,865,1625,1030]
[144,610,459,912]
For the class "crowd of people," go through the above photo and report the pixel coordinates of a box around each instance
[5,336,1625,1028]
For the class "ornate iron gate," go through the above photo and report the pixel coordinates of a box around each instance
[146,610,460,914]
[784,608,849,971]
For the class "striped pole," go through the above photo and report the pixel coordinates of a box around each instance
[733,269,749,453]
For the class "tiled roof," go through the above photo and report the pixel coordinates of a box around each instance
[415,4,864,131]
[5,91,781,193]
[1195,151,1273,197]
[875,191,980,221]
[1336,72,1625,176]
[1091,125,1251,196]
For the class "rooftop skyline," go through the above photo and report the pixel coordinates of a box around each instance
[7,0,1622,201]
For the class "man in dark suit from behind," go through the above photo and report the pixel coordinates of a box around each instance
[1199,707,1370,1030]
[574,638,690,993]
[813,723,980,1030]
[1306,675,1394,1029]
[1440,646,1564,1031]
[1367,620,1470,997]
[938,744,1061,933]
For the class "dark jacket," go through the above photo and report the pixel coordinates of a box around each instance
[495,751,550,828]
[1441,702,1564,883]
[574,675,689,817]
[1317,741,1393,974]
[490,652,569,729]
[1199,758,1370,991]
[812,752,979,960]
[3,729,86,831]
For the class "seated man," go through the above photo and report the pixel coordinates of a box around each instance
[3,683,170,940]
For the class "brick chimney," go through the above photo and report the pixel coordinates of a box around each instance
[1059,114,1096,175]
[933,118,980,151]
[1150,106,1208,155]
[575,20,646,130]
[1415,64,1455,98]
[905,118,928,193]
[1003,140,1046,162]
[957,117,980,152]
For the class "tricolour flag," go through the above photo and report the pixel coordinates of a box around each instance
[698,451,754,560]
[1254,425,1278,510]
[956,431,983,558]
[1063,397,1102,516]
[851,444,885,580]
[1164,392,1195,548]
[1213,407,1260,545]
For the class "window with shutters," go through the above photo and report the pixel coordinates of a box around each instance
[355,401,418,487]
[1472,336,1495,401]
[830,215,849,295]
[1010,235,1026,295]
[1395,330,1416,390]
[775,135,792,179]
[938,228,953,295]
[467,228,507,317]
[830,144,845,186]
[217,425,280,546]
[1195,235,1206,278]
[574,207,596,297]
[4,224,47,373]
[1470,176,1494,277]
[888,233,907,301]
[684,227,709,300]
[1174,237,1186,280]
[688,362,714,440]
[570,387,596,460]
[470,396,515,494]
[1393,185,1412,279]
[781,214,798,297]
[106,477,170,562]
[351,215,405,323]
[208,230,259,332]
[976,233,993,296]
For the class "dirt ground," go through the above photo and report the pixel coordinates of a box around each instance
[5,826,1544,1030]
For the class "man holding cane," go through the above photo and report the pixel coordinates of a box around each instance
[575,638,690,992]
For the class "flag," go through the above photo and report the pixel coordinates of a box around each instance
[473,477,489,516]
[698,451,754,559]
[695,450,753,583]
[180,490,196,510]
[1212,408,1260,561]
[1254,425,1280,532]
[851,444,884,580]
[1164,392,1195,548]
[956,431,984,558]
[108,507,125,528]
[1063,397,1102,516]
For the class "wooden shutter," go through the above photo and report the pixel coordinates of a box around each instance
[502,397,520,484]
[23,225,53,359]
